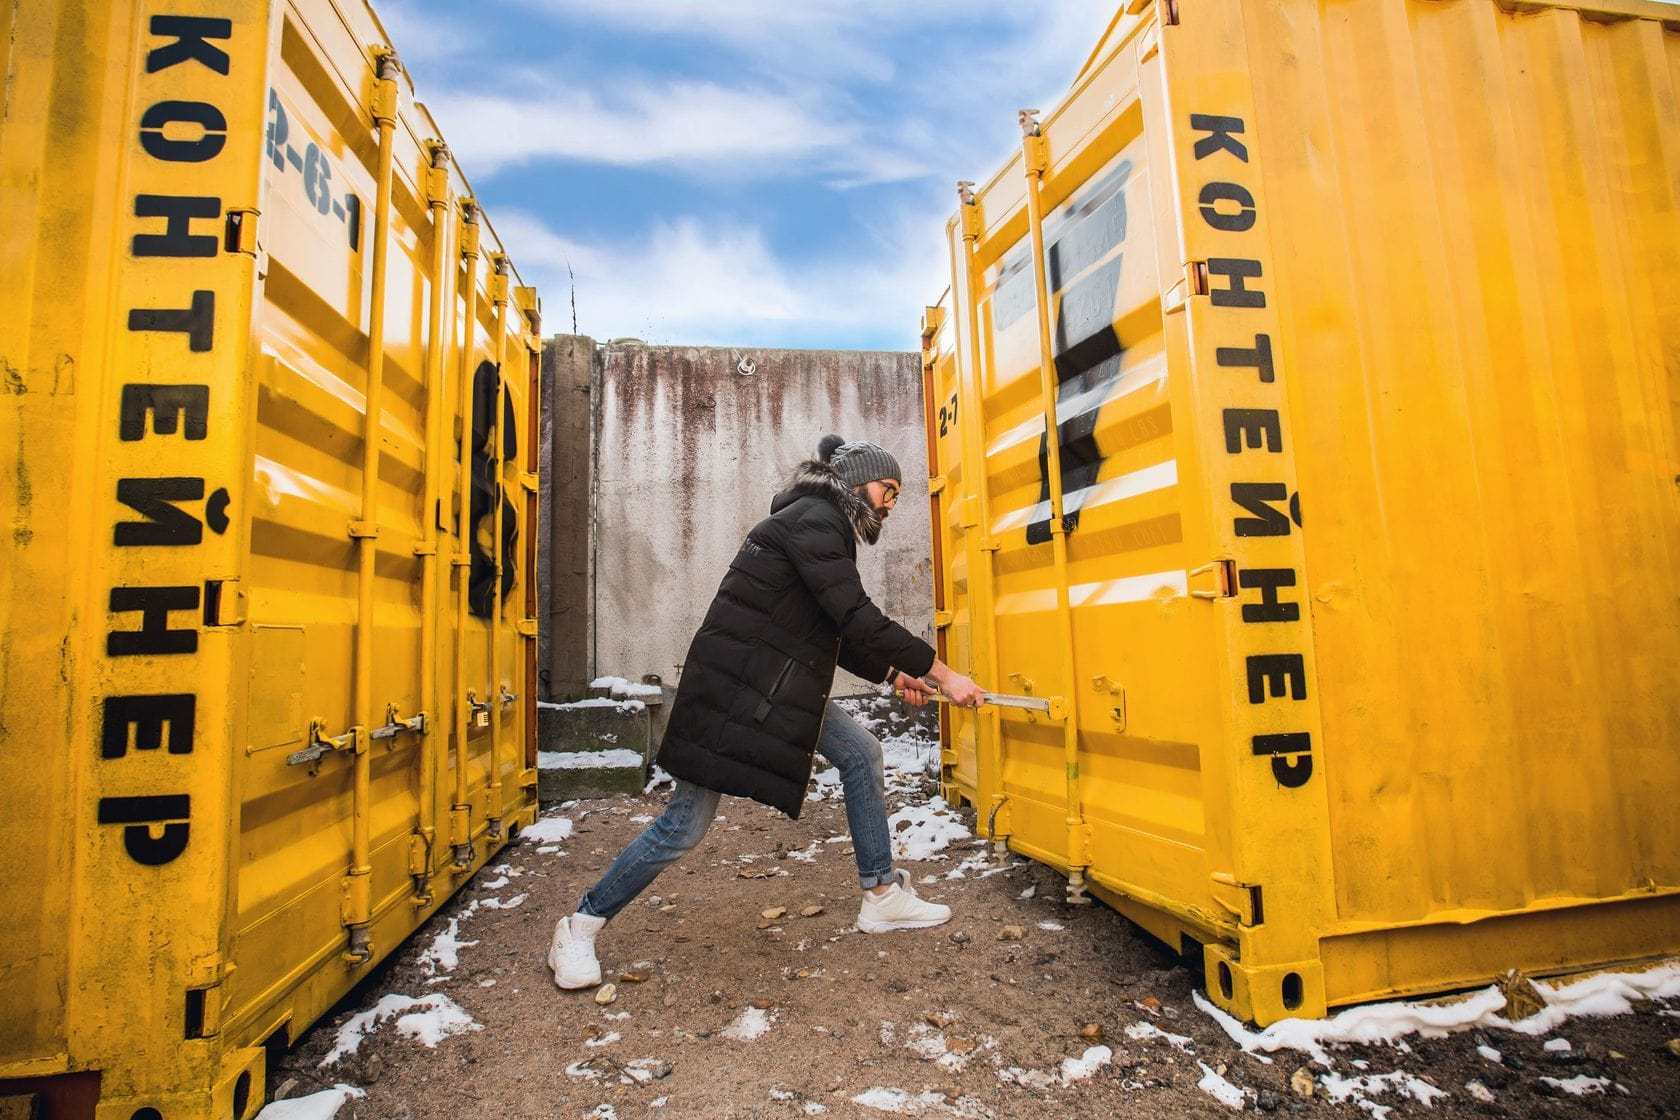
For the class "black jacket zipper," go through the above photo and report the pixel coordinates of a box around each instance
[753,658,796,723]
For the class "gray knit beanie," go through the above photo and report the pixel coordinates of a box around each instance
[817,434,901,489]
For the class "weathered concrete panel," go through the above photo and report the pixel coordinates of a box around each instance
[541,335,598,699]
[592,342,932,695]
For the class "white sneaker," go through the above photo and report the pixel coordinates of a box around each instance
[857,869,952,933]
[547,916,603,989]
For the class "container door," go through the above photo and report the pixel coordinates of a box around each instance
[952,43,1238,940]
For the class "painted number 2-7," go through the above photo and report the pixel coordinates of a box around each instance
[937,393,959,438]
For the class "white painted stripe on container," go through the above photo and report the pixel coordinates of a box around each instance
[990,459,1178,534]
[984,353,1168,459]
[1069,569,1188,606]
[992,569,1186,616]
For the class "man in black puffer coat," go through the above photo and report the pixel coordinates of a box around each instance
[547,435,986,990]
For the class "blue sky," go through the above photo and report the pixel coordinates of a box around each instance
[379,1,1118,351]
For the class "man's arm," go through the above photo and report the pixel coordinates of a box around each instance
[784,509,935,679]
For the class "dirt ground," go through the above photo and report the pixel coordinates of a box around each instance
[269,704,1680,1120]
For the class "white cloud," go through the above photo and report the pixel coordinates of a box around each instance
[400,0,1124,346]
[494,207,948,349]
[430,81,860,176]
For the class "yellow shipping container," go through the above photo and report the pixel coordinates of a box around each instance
[924,0,1680,1027]
[1,1,540,1115]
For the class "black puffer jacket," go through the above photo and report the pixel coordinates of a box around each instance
[655,459,936,818]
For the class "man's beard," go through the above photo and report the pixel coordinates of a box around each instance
[848,491,884,545]
[857,506,883,545]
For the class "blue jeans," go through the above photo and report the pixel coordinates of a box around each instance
[578,702,894,920]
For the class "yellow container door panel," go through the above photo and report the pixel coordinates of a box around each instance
[1238,0,1680,931]
[0,0,537,1112]
[935,0,1679,1026]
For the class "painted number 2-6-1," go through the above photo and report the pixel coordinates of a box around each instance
[265,89,362,249]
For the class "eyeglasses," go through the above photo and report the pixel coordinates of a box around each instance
[879,483,899,504]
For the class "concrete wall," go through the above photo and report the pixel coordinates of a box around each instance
[585,340,932,696]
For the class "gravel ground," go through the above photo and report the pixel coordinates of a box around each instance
[266,704,1680,1120]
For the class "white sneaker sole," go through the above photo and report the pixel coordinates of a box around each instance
[857,914,951,934]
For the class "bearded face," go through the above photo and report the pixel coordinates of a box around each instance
[851,492,883,545]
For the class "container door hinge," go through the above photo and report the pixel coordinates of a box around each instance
[516,617,538,638]
[520,472,540,495]
[408,833,431,877]
[1187,260,1210,296]
[225,207,260,256]
[921,304,946,343]
[927,476,946,496]
[183,979,224,1039]
[1189,559,1235,600]
[203,579,245,626]
[933,610,955,630]
[1092,675,1126,730]
[1211,872,1264,927]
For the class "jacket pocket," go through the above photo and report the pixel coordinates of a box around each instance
[753,657,796,723]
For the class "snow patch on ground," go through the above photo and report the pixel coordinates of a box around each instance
[721,1006,775,1041]
[1465,1079,1497,1103]
[590,676,664,699]
[1320,1070,1449,1117]
[478,892,527,910]
[769,1088,828,1114]
[850,1088,989,1117]
[252,1085,365,1120]
[1476,1044,1502,1063]
[1036,920,1064,931]
[1125,1021,1195,1052]
[644,765,674,793]
[996,1045,1112,1091]
[538,748,646,769]
[1196,1062,1252,1110]
[544,697,646,712]
[1542,1037,1572,1052]
[521,815,574,843]
[417,905,480,976]
[1194,960,1680,1066]
[1539,1075,1615,1096]
[887,799,970,861]
[899,1024,991,1072]
[1058,1045,1112,1083]
[321,994,480,1065]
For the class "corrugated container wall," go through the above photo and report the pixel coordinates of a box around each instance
[1,1,541,1115]
[925,0,1680,1027]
